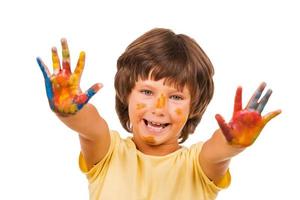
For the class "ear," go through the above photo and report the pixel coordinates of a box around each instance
[126,120,133,133]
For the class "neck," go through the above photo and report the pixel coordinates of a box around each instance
[132,137,181,156]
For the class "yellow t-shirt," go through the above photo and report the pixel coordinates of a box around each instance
[79,131,230,200]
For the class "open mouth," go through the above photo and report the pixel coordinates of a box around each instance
[143,119,170,129]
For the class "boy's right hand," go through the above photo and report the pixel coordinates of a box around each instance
[37,38,102,116]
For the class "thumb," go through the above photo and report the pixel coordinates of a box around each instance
[75,83,103,110]
[262,109,282,126]
[85,83,103,99]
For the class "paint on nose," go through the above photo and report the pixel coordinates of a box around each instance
[156,94,166,109]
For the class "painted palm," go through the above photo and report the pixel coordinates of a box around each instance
[215,83,281,147]
[37,39,101,115]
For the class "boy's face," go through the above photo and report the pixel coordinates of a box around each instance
[128,78,191,153]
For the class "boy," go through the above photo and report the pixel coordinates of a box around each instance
[37,28,281,199]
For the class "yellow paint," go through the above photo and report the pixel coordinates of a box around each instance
[69,75,78,85]
[62,49,70,59]
[57,106,64,113]
[52,48,60,72]
[263,109,282,125]
[69,104,78,113]
[61,39,70,59]
[136,103,146,110]
[74,52,85,76]
[156,94,166,109]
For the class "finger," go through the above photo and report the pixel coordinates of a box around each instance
[256,89,272,113]
[246,82,266,110]
[75,83,103,110]
[51,47,61,74]
[73,51,86,84]
[61,38,71,74]
[262,109,282,125]
[233,86,243,114]
[36,57,51,79]
[86,83,102,98]
[215,114,233,142]
[36,57,54,110]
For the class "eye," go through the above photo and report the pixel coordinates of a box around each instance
[140,89,153,96]
[170,95,184,101]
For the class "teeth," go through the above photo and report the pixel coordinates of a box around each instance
[150,122,162,126]
[144,120,169,128]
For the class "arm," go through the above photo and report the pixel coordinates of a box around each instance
[37,39,110,170]
[199,82,281,185]
[58,104,110,170]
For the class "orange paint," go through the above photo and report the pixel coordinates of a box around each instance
[175,108,188,126]
[52,47,60,73]
[156,94,166,109]
[136,103,146,110]
[175,108,182,116]
[142,135,156,144]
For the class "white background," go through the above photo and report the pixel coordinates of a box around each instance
[0,0,299,199]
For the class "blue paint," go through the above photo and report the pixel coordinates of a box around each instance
[37,57,54,110]
[247,83,266,111]
[257,89,272,113]
[75,88,97,111]
[87,88,97,98]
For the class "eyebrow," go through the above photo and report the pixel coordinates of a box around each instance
[136,83,154,89]
[138,82,189,95]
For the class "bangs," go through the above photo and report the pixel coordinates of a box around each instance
[150,66,190,92]
[132,53,193,92]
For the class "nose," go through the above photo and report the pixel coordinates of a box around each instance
[152,94,166,116]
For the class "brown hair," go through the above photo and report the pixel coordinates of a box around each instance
[114,28,214,143]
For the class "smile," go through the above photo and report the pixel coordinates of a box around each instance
[143,119,170,130]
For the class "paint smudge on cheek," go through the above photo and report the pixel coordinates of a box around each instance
[175,108,182,116]
[156,94,166,108]
[136,103,146,110]
[175,108,188,124]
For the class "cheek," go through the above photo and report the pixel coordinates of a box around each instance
[173,108,189,125]
[129,102,147,123]
[136,103,146,110]
[175,108,183,116]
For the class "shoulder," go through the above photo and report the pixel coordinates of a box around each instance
[79,130,123,174]
[186,141,205,157]
[188,141,231,190]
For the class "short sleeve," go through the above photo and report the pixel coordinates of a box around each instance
[190,142,231,192]
[78,131,120,183]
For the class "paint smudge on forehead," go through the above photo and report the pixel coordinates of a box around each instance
[156,94,166,109]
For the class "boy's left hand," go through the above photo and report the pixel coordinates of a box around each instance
[215,82,281,147]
